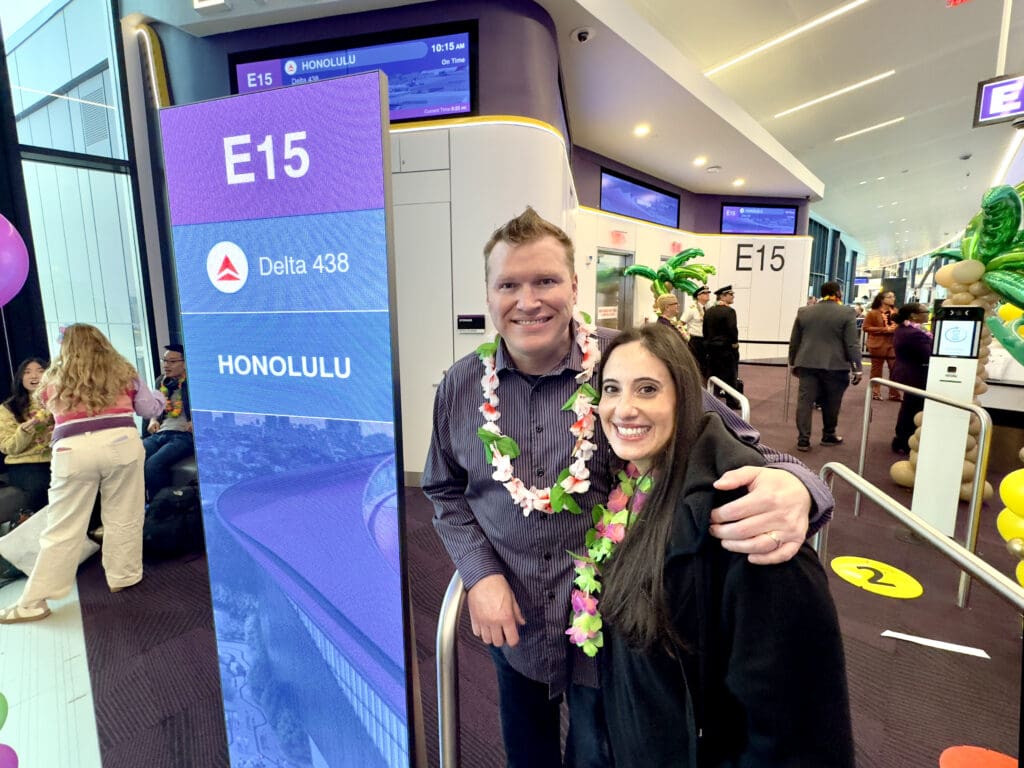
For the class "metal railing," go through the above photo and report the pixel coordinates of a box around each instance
[706,376,750,422]
[841,377,992,608]
[820,462,1024,614]
[436,571,465,768]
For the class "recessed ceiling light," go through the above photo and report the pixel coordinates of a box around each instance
[693,155,708,167]
[876,176,886,181]
[834,116,905,142]
[900,217,906,221]
[732,178,746,187]
[704,0,871,77]
[859,180,868,185]
[706,164,722,173]
[773,69,895,118]
[633,123,651,138]
[891,201,899,206]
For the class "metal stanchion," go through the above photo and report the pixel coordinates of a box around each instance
[821,462,1024,612]
[706,376,751,423]
[846,378,992,608]
[436,572,466,768]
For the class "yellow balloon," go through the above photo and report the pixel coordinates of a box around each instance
[1001,468,1024,513]
[935,262,958,288]
[996,508,1024,541]
[1017,560,1024,587]
[998,303,1024,323]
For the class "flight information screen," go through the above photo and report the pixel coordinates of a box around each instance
[233,28,473,122]
[721,204,798,235]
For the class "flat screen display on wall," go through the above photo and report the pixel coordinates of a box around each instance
[720,204,798,235]
[600,170,680,228]
[229,22,477,122]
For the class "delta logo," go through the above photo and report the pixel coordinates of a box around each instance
[206,241,249,294]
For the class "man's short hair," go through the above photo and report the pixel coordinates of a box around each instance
[164,343,184,356]
[483,206,575,280]
[820,281,842,298]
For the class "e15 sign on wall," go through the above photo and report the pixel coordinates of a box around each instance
[159,72,414,768]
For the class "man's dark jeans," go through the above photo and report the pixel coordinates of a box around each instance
[796,368,850,441]
[143,430,194,496]
[489,645,611,768]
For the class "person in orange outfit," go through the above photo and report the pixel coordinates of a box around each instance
[863,290,901,401]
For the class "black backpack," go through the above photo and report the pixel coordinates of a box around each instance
[143,485,204,559]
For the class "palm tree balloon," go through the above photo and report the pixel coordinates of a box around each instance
[624,247,717,298]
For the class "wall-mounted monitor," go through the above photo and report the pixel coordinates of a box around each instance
[720,204,798,235]
[600,169,680,229]
[229,21,477,123]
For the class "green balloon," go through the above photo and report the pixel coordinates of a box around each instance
[0,691,7,731]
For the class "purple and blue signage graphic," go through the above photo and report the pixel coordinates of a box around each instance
[974,73,1024,126]
[236,31,471,121]
[159,73,411,768]
[721,205,798,236]
[600,171,680,228]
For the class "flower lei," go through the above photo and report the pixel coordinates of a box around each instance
[565,463,652,657]
[159,375,186,419]
[476,310,601,516]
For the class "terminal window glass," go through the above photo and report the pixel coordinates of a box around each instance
[2,0,151,375]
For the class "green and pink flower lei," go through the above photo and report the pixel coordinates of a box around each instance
[476,309,601,516]
[566,463,652,657]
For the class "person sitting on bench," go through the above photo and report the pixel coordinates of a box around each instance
[143,344,193,498]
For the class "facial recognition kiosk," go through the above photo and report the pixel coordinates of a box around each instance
[911,306,984,537]
[158,72,420,768]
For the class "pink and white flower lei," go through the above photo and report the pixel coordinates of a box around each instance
[477,309,601,517]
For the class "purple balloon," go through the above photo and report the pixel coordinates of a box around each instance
[0,213,29,309]
[0,743,17,768]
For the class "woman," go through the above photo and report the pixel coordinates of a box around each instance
[654,293,689,342]
[680,285,710,379]
[0,324,165,623]
[590,324,853,766]
[0,358,52,513]
[863,290,901,401]
[891,302,932,455]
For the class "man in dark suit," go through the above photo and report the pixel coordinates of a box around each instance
[788,282,863,452]
[703,285,740,407]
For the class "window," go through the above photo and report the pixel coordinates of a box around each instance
[3,0,152,376]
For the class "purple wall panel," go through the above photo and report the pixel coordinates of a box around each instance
[153,0,565,137]
[572,145,809,235]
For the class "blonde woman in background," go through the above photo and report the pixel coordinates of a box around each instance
[653,293,689,341]
[0,324,165,623]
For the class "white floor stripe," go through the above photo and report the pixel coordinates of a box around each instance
[881,629,991,659]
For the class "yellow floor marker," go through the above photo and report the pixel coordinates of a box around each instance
[830,556,924,599]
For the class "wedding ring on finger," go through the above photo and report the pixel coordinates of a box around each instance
[764,531,782,551]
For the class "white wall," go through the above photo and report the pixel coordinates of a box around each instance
[574,208,812,361]
[390,120,572,477]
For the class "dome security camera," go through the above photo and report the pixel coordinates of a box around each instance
[572,27,594,44]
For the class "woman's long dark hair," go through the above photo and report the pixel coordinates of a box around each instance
[870,291,889,310]
[599,323,705,650]
[3,357,48,422]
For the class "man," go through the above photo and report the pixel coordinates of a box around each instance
[423,208,834,768]
[703,284,741,406]
[143,344,193,496]
[789,281,863,452]
[681,284,710,378]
